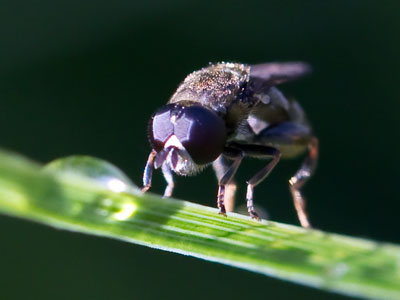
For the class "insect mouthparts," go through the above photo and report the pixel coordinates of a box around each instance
[164,135,185,150]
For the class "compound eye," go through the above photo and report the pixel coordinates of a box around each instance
[148,105,175,152]
[175,106,226,165]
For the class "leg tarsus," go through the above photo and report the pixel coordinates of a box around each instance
[289,137,318,228]
[213,151,244,216]
[142,150,157,192]
[162,164,175,198]
[141,185,151,193]
[217,185,227,216]
[242,146,281,220]
[246,184,261,221]
[290,186,311,228]
[213,156,238,212]
[249,210,261,221]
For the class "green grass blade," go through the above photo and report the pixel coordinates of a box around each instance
[0,149,399,300]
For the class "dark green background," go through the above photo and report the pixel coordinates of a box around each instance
[1,1,399,299]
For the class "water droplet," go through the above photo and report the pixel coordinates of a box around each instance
[44,155,139,193]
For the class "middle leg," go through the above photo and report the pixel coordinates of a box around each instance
[229,143,281,220]
[213,149,244,215]
[213,156,238,212]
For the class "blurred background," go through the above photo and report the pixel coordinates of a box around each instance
[1,0,399,299]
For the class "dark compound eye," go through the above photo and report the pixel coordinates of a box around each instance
[148,104,226,165]
[148,105,175,152]
[175,106,226,165]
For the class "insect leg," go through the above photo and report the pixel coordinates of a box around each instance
[142,150,157,192]
[289,137,318,228]
[212,156,237,212]
[214,150,244,215]
[242,146,281,220]
[162,163,175,198]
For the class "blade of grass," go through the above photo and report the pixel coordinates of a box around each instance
[0,149,399,300]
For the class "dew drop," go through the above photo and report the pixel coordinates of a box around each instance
[44,155,139,193]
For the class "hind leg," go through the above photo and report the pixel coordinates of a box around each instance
[252,121,318,227]
[289,137,318,228]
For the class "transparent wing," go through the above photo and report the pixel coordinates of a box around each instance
[250,62,311,87]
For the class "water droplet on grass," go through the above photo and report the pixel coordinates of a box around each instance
[44,155,138,193]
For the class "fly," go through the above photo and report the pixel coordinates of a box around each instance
[142,62,318,228]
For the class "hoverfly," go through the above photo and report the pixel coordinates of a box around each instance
[142,62,318,228]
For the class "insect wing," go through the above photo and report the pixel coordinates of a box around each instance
[249,62,311,90]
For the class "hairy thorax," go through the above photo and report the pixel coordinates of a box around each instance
[169,63,250,114]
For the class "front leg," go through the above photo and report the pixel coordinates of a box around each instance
[161,163,175,198]
[142,150,157,192]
